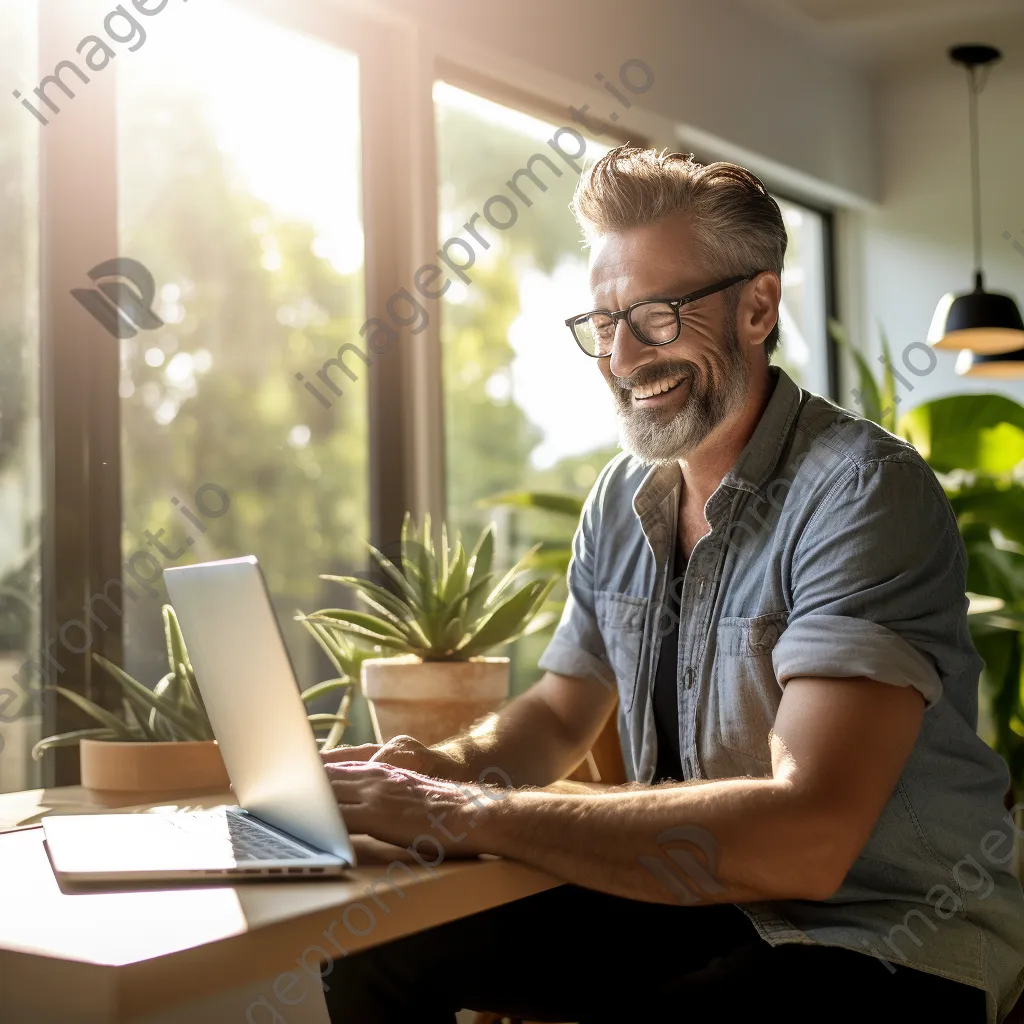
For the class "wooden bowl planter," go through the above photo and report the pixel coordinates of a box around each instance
[79,738,230,794]
[361,656,510,746]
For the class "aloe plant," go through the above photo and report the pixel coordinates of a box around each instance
[305,513,557,661]
[32,604,365,759]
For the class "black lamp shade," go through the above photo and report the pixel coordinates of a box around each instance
[929,282,1024,353]
[955,345,1024,378]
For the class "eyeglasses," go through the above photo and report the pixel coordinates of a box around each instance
[565,273,758,358]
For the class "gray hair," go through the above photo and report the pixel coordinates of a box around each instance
[570,147,787,357]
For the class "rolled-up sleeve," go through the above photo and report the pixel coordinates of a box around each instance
[537,464,618,689]
[772,457,963,707]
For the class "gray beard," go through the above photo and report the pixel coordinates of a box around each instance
[612,323,750,465]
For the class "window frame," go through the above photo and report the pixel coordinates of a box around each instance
[31,0,838,786]
[771,188,840,402]
[35,0,428,784]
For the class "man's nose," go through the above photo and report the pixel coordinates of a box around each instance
[608,317,657,380]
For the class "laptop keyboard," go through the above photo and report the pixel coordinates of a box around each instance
[173,810,315,861]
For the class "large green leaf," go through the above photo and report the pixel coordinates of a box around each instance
[899,394,1024,473]
[523,547,573,576]
[876,326,898,433]
[964,542,1024,604]
[971,628,1024,771]
[949,482,1024,547]
[481,490,585,519]
[829,319,884,425]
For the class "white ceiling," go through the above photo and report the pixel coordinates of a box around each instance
[740,0,1024,74]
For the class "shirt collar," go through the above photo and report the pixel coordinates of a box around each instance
[631,366,803,522]
[721,366,803,498]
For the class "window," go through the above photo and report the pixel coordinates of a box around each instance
[435,83,618,692]
[2,2,841,790]
[0,1,41,793]
[116,1,374,739]
[773,196,833,397]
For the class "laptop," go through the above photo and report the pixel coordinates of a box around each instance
[42,556,357,883]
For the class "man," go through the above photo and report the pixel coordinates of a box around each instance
[322,149,1024,1023]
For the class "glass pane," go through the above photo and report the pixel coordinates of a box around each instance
[0,1,42,793]
[117,2,373,741]
[774,196,830,396]
[435,83,617,694]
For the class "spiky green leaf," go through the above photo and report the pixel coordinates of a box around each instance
[486,543,542,606]
[458,580,546,656]
[368,543,422,607]
[92,656,209,739]
[468,526,494,588]
[299,678,351,703]
[43,684,135,739]
[31,727,125,760]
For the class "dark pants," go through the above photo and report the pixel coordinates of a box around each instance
[322,885,987,1023]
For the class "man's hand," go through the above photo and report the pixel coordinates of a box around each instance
[320,734,472,781]
[325,760,503,853]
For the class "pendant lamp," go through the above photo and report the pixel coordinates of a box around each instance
[927,45,1024,378]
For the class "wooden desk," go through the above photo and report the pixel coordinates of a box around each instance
[0,787,561,1024]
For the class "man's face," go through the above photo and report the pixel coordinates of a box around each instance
[588,212,756,464]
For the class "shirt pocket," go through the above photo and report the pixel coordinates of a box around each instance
[707,611,788,773]
[595,591,648,714]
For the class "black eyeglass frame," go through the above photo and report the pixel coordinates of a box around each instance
[564,272,761,357]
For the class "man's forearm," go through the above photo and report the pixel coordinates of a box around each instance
[433,682,604,788]
[468,777,847,905]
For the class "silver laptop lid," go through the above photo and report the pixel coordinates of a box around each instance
[164,556,355,865]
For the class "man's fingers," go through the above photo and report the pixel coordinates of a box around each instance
[321,742,380,764]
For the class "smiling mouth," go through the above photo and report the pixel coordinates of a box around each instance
[630,374,688,401]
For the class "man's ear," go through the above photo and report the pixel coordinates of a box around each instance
[743,271,781,347]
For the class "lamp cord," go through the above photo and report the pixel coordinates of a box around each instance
[966,64,991,288]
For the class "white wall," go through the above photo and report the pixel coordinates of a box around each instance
[352,0,877,205]
[342,0,1024,407]
[855,65,1024,411]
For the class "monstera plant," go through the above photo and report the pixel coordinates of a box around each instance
[834,320,1024,793]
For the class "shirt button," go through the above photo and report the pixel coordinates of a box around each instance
[697,576,706,598]
[683,667,695,689]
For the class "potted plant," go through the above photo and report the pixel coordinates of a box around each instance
[306,514,556,746]
[32,604,362,793]
[832,319,1024,822]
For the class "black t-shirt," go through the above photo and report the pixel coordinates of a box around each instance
[652,543,685,783]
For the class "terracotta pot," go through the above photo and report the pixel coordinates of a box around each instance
[361,656,510,746]
[79,738,230,794]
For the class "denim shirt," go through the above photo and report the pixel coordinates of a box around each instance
[539,367,1024,1022]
